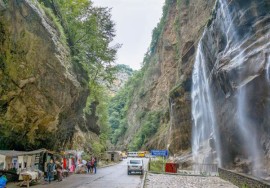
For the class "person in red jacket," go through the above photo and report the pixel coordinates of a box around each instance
[90,157,95,173]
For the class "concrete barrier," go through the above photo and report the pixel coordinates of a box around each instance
[218,168,270,188]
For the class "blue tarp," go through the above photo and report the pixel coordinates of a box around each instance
[0,175,7,188]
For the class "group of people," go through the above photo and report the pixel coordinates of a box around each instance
[86,157,97,174]
[46,159,64,183]
[46,156,97,184]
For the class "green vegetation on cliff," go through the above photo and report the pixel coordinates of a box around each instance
[128,111,162,151]
[109,70,142,144]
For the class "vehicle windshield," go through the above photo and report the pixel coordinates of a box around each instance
[130,160,141,164]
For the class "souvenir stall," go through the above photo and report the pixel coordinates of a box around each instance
[64,151,77,173]
[0,149,46,184]
[0,150,18,170]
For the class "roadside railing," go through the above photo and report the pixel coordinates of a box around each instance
[148,158,218,176]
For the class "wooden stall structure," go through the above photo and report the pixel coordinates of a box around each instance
[105,151,122,162]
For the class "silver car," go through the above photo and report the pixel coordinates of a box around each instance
[127,159,144,175]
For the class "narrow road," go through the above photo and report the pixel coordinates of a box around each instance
[8,158,148,188]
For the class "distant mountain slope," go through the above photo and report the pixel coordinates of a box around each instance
[109,64,133,95]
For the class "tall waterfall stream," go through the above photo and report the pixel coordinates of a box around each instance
[191,0,270,178]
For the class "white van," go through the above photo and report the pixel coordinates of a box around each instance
[127,158,144,175]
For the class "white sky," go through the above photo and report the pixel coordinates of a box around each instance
[92,0,165,70]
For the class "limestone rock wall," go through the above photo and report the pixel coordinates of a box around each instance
[0,0,98,150]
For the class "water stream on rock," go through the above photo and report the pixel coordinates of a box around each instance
[220,0,263,176]
[191,40,221,168]
[168,100,175,150]
[191,0,264,177]
[267,55,270,82]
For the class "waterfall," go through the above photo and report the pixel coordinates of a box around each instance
[267,55,270,82]
[191,0,265,177]
[237,86,262,176]
[167,99,175,150]
[191,40,221,168]
[219,0,263,176]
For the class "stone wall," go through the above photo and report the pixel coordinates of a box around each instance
[218,168,270,188]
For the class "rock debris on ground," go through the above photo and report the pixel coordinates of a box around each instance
[145,173,238,188]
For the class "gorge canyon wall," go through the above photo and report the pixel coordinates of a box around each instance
[0,0,100,150]
[118,0,270,176]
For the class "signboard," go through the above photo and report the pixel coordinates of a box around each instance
[151,150,168,157]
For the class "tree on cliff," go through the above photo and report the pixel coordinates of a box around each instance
[50,0,120,84]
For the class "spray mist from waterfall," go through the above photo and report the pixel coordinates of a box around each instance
[237,86,262,176]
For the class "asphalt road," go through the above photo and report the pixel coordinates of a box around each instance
[8,158,148,188]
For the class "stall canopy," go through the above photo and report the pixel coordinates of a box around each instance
[0,149,47,170]
[0,149,47,157]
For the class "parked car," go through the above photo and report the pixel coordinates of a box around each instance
[127,159,144,175]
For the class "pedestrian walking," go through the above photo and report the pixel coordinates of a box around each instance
[90,157,95,173]
[93,157,97,174]
[86,160,91,174]
[56,161,63,181]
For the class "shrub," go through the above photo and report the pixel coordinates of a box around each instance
[149,157,166,172]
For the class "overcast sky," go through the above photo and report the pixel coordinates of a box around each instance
[92,0,165,70]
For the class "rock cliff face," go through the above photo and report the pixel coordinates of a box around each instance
[116,0,215,153]
[0,0,99,150]
[167,0,216,154]
[118,0,270,176]
[193,0,270,173]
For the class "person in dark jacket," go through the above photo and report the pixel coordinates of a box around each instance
[93,157,97,174]
[47,159,55,183]
[86,160,91,174]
